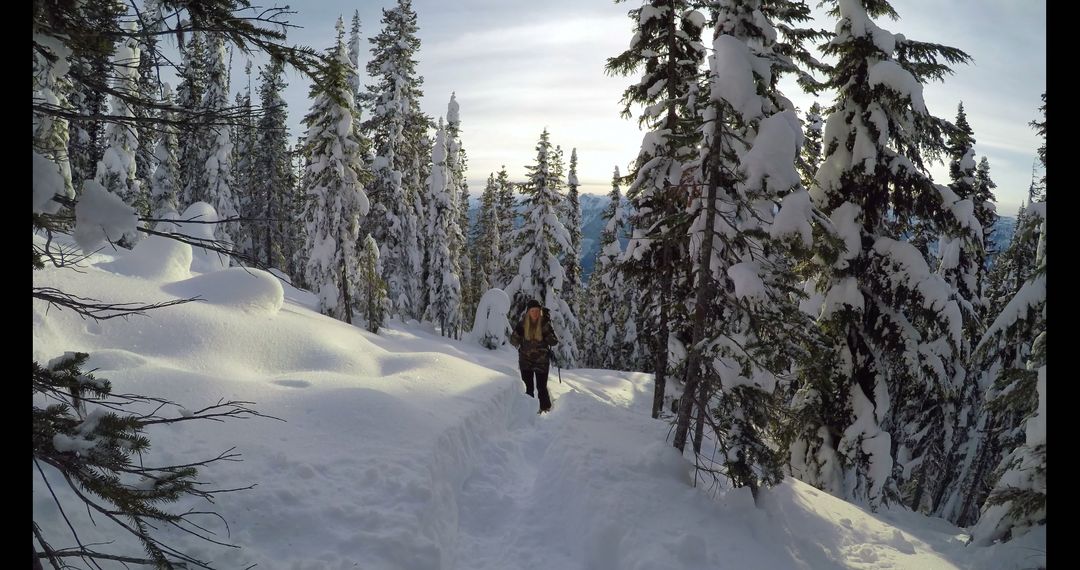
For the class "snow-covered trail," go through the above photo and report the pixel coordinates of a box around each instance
[447,369,802,570]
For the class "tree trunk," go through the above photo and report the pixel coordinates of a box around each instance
[674,108,721,452]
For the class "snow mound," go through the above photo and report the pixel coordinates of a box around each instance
[164,268,284,314]
[100,234,193,282]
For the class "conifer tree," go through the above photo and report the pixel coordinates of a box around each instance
[563,148,584,327]
[474,173,502,294]
[795,0,971,509]
[495,166,518,288]
[606,0,706,418]
[149,84,181,217]
[424,119,463,337]
[798,101,824,189]
[300,17,369,323]
[253,56,292,269]
[363,0,428,320]
[202,33,240,247]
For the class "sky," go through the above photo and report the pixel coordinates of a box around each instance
[33,226,1046,569]
[220,0,1044,218]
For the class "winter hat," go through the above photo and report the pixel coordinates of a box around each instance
[526,299,542,310]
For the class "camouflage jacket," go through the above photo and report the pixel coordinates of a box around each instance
[510,310,559,371]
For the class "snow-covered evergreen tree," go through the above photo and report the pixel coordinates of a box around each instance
[495,166,518,288]
[177,31,208,209]
[149,84,181,217]
[473,173,502,294]
[665,0,825,498]
[202,33,240,247]
[795,0,971,509]
[505,129,579,367]
[252,56,292,270]
[93,21,144,245]
[974,157,998,260]
[966,98,1045,542]
[64,1,121,193]
[360,233,387,333]
[133,0,162,208]
[914,101,993,515]
[33,12,75,214]
[969,202,1045,544]
[300,17,369,323]
[424,119,463,338]
[581,166,628,370]
[363,0,428,320]
[348,10,363,98]
[606,0,706,418]
[446,93,473,328]
[563,148,584,330]
[798,101,824,189]
[232,62,257,258]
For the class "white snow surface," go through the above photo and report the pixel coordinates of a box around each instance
[32,233,1042,569]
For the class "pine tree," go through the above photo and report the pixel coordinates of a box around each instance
[581,166,628,369]
[133,0,162,211]
[93,21,143,245]
[348,10,363,98]
[798,101,824,189]
[149,84,181,216]
[446,93,473,328]
[495,166,518,288]
[474,173,502,295]
[253,56,292,270]
[177,31,208,209]
[300,17,369,323]
[233,62,257,258]
[666,0,826,498]
[914,101,993,515]
[505,129,579,366]
[202,33,240,247]
[564,148,584,330]
[64,1,123,193]
[974,157,999,261]
[360,233,388,333]
[796,0,971,509]
[363,0,428,320]
[424,120,463,337]
[606,0,707,418]
[967,98,1045,543]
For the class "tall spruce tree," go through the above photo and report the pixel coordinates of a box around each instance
[667,0,825,499]
[177,31,208,209]
[300,17,369,323]
[364,0,428,320]
[795,0,971,509]
[446,93,473,328]
[967,98,1045,544]
[202,33,241,247]
[495,166,518,288]
[253,56,292,269]
[149,84,181,216]
[606,0,706,419]
[474,173,502,295]
[424,120,463,338]
[564,148,584,329]
[798,101,824,189]
[581,166,628,370]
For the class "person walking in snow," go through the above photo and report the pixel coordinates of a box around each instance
[509,299,560,414]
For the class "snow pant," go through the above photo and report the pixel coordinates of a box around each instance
[520,366,552,411]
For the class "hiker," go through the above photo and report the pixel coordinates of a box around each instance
[509,299,559,414]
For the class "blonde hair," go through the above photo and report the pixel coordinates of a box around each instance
[524,311,543,342]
